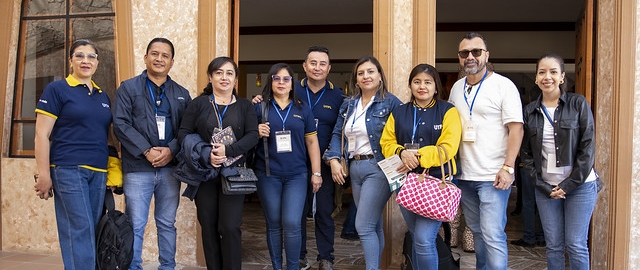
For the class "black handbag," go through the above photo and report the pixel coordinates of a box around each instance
[221,167,258,195]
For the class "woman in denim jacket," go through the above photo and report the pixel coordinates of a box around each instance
[324,56,402,270]
[521,54,598,270]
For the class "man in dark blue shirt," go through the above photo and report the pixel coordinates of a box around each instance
[296,46,344,270]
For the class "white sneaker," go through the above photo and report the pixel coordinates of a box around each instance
[299,258,311,270]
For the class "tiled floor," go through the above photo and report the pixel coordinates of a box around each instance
[0,188,550,270]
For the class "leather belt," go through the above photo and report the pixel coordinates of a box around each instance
[351,154,375,160]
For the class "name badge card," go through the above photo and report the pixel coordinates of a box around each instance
[462,121,477,142]
[275,130,292,153]
[403,143,420,154]
[156,116,166,140]
[347,136,356,153]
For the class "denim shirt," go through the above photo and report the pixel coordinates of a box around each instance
[323,91,403,162]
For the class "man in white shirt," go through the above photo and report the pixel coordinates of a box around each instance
[448,32,524,270]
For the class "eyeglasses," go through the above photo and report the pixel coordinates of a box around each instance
[457,49,486,58]
[272,75,292,83]
[72,52,98,61]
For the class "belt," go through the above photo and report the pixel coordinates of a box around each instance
[351,154,375,161]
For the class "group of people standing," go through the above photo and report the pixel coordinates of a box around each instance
[33,31,598,270]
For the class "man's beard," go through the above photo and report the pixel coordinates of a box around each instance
[463,59,486,75]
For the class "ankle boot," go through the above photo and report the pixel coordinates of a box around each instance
[449,207,462,247]
[462,226,475,253]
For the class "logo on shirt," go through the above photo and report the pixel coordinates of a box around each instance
[38,99,47,104]
[433,124,442,130]
[177,96,185,100]
[293,114,303,119]
[102,103,110,108]
[323,105,332,110]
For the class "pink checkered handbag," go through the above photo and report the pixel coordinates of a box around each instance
[395,145,461,222]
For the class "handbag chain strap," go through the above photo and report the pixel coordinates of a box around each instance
[340,100,351,160]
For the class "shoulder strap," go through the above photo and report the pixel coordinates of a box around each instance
[261,101,270,176]
[104,188,115,212]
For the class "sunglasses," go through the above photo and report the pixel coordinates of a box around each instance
[272,75,292,83]
[458,49,486,58]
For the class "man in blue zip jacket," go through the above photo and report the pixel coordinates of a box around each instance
[113,38,191,270]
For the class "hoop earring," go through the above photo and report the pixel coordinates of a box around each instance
[561,79,565,84]
[534,81,538,84]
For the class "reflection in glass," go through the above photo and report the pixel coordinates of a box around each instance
[22,20,66,119]
[26,0,65,16]
[72,0,113,13]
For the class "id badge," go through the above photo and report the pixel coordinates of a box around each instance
[404,143,420,154]
[275,130,292,153]
[462,121,477,142]
[156,115,166,140]
[546,153,564,174]
[347,136,356,153]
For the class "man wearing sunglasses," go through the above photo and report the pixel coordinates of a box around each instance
[448,32,524,270]
[252,46,344,270]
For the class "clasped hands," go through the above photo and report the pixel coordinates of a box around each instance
[209,143,227,168]
[145,146,173,167]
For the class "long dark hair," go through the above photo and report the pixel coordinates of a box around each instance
[408,64,443,103]
[348,56,389,98]
[260,63,302,106]
[201,56,238,96]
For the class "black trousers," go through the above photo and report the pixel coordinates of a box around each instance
[195,177,245,270]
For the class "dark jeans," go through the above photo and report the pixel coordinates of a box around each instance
[519,167,544,244]
[301,163,335,262]
[195,178,245,270]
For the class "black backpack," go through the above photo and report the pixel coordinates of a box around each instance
[96,189,134,270]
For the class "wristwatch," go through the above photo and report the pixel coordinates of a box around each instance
[501,164,514,175]
[312,172,322,177]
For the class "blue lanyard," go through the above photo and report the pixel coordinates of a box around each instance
[350,98,368,130]
[306,86,326,111]
[463,69,489,117]
[211,95,231,127]
[541,105,555,128]
[272,100,292,130]
[411,106,422,144]
[147,80,165,115]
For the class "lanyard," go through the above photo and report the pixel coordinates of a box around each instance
[211,95,232,128]
[411,106,422,144]
[272,100,292,130]
[350,98,368,131]
[541,105,555,128]
[147,80,165,115]
[306,86,326,111]
[462,69,488,117]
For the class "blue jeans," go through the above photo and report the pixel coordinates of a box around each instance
[300,163,335,262]
[458,180,510,270]
[257,171,308,270]
[350,159,391,270]
[51,166,106,270]
[399,205,441,270]
[124,167,180,270]
[536,181,597,270]
[519,167,544,244]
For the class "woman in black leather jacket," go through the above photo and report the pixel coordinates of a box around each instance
[520,54,598,270]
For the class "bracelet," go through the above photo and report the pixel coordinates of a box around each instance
[398,148,405,156]
[143,149,150,156]
[312,172,322,177]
